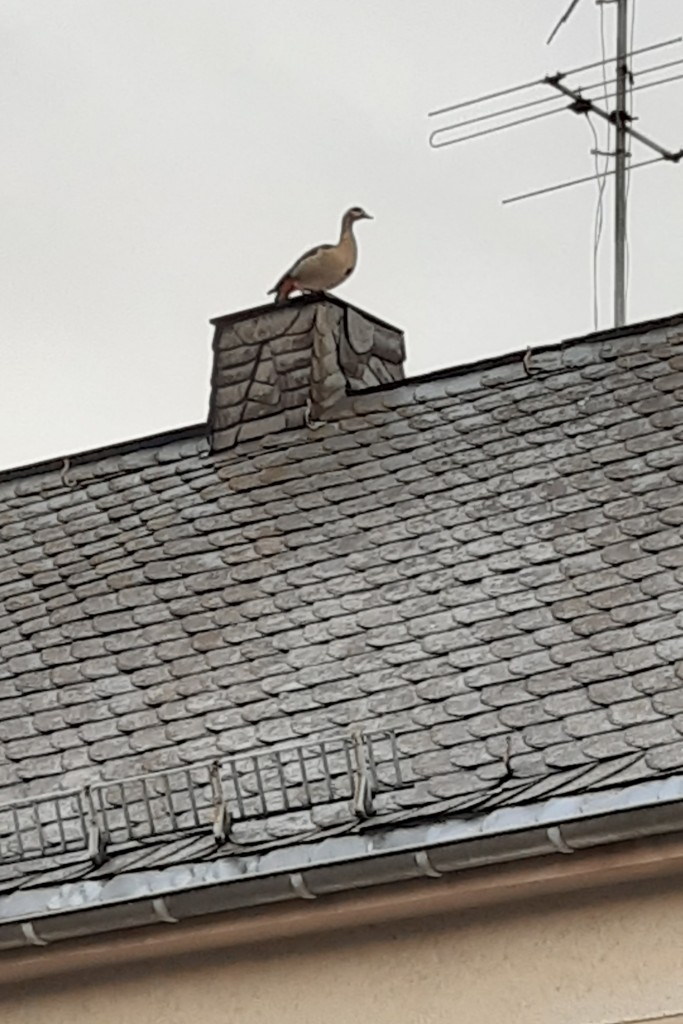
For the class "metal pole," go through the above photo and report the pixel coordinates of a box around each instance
[614,0,629,326]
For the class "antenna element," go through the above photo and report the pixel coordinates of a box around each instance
[427,4,683,330]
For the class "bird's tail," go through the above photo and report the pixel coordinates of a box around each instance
[267,277,296,305]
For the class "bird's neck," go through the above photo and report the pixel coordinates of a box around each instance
[339,215,355,241]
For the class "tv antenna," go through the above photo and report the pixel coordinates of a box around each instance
[428,0,683,329]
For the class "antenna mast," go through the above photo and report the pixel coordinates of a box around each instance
[428,2,683,331]
[613,0,629,326]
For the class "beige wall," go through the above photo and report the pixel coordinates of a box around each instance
[3,875,683,1024]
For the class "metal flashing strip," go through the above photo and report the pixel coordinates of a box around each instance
[2,771,683,949]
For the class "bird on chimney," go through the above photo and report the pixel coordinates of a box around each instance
[268,207,372,305]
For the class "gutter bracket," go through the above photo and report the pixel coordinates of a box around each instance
[547,824,575,855]
[20,921,48,947]
[414,850,443,878]
[152,896,179,924]
[290,871,317,900]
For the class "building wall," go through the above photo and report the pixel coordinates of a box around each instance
[4,880,683,1024]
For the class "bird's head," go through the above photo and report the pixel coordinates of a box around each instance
[344,206,373,223]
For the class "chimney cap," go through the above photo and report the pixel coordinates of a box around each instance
[209,293,403,334]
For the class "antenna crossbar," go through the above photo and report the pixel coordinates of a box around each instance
[427,35,681,119]
[430,65,683,150]
[545,75,683,161]
[434,56,683,137]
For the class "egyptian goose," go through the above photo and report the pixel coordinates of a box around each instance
[268,206,372,304]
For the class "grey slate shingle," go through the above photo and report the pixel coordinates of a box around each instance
[3,315,683,888]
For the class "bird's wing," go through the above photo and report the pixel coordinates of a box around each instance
[286,243,334,279]
[269,244,335,293]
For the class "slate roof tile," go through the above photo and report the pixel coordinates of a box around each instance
[625,719,681,748]
[580,733,636,760]
[4,316,683,886]
[544,743,594,769]
[607,696,663,727]
[645,742,683,771]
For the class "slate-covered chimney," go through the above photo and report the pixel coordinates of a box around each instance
[207,296,405,451]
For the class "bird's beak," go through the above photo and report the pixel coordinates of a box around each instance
[362,212,373,220]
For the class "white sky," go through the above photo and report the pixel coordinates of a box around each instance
[1,0,682,469]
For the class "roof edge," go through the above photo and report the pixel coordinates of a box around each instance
[358,308,683,395]
[209,294,405,334]
[3,307,682,483]
[0,423,208,485]
[2,772,683,952]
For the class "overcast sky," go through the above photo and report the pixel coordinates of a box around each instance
[2,0,682,469]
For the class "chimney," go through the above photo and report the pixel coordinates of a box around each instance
[207,295,406,451]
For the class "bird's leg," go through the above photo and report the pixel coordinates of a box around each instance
[276,277,298,304]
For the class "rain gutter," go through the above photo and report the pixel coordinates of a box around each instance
[2,773,683,953]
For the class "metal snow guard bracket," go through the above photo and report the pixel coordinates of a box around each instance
[0,729,403,866]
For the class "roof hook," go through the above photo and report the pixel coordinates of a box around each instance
[83,785,108,865]
[351,730,374,819]
[210,761,231,844]
[304,397,325,430]
[60,456,75,488]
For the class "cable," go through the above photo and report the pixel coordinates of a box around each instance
[588,1,613,330]
[587,113,609,330]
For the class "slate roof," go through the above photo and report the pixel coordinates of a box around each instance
[3,310,683,893]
